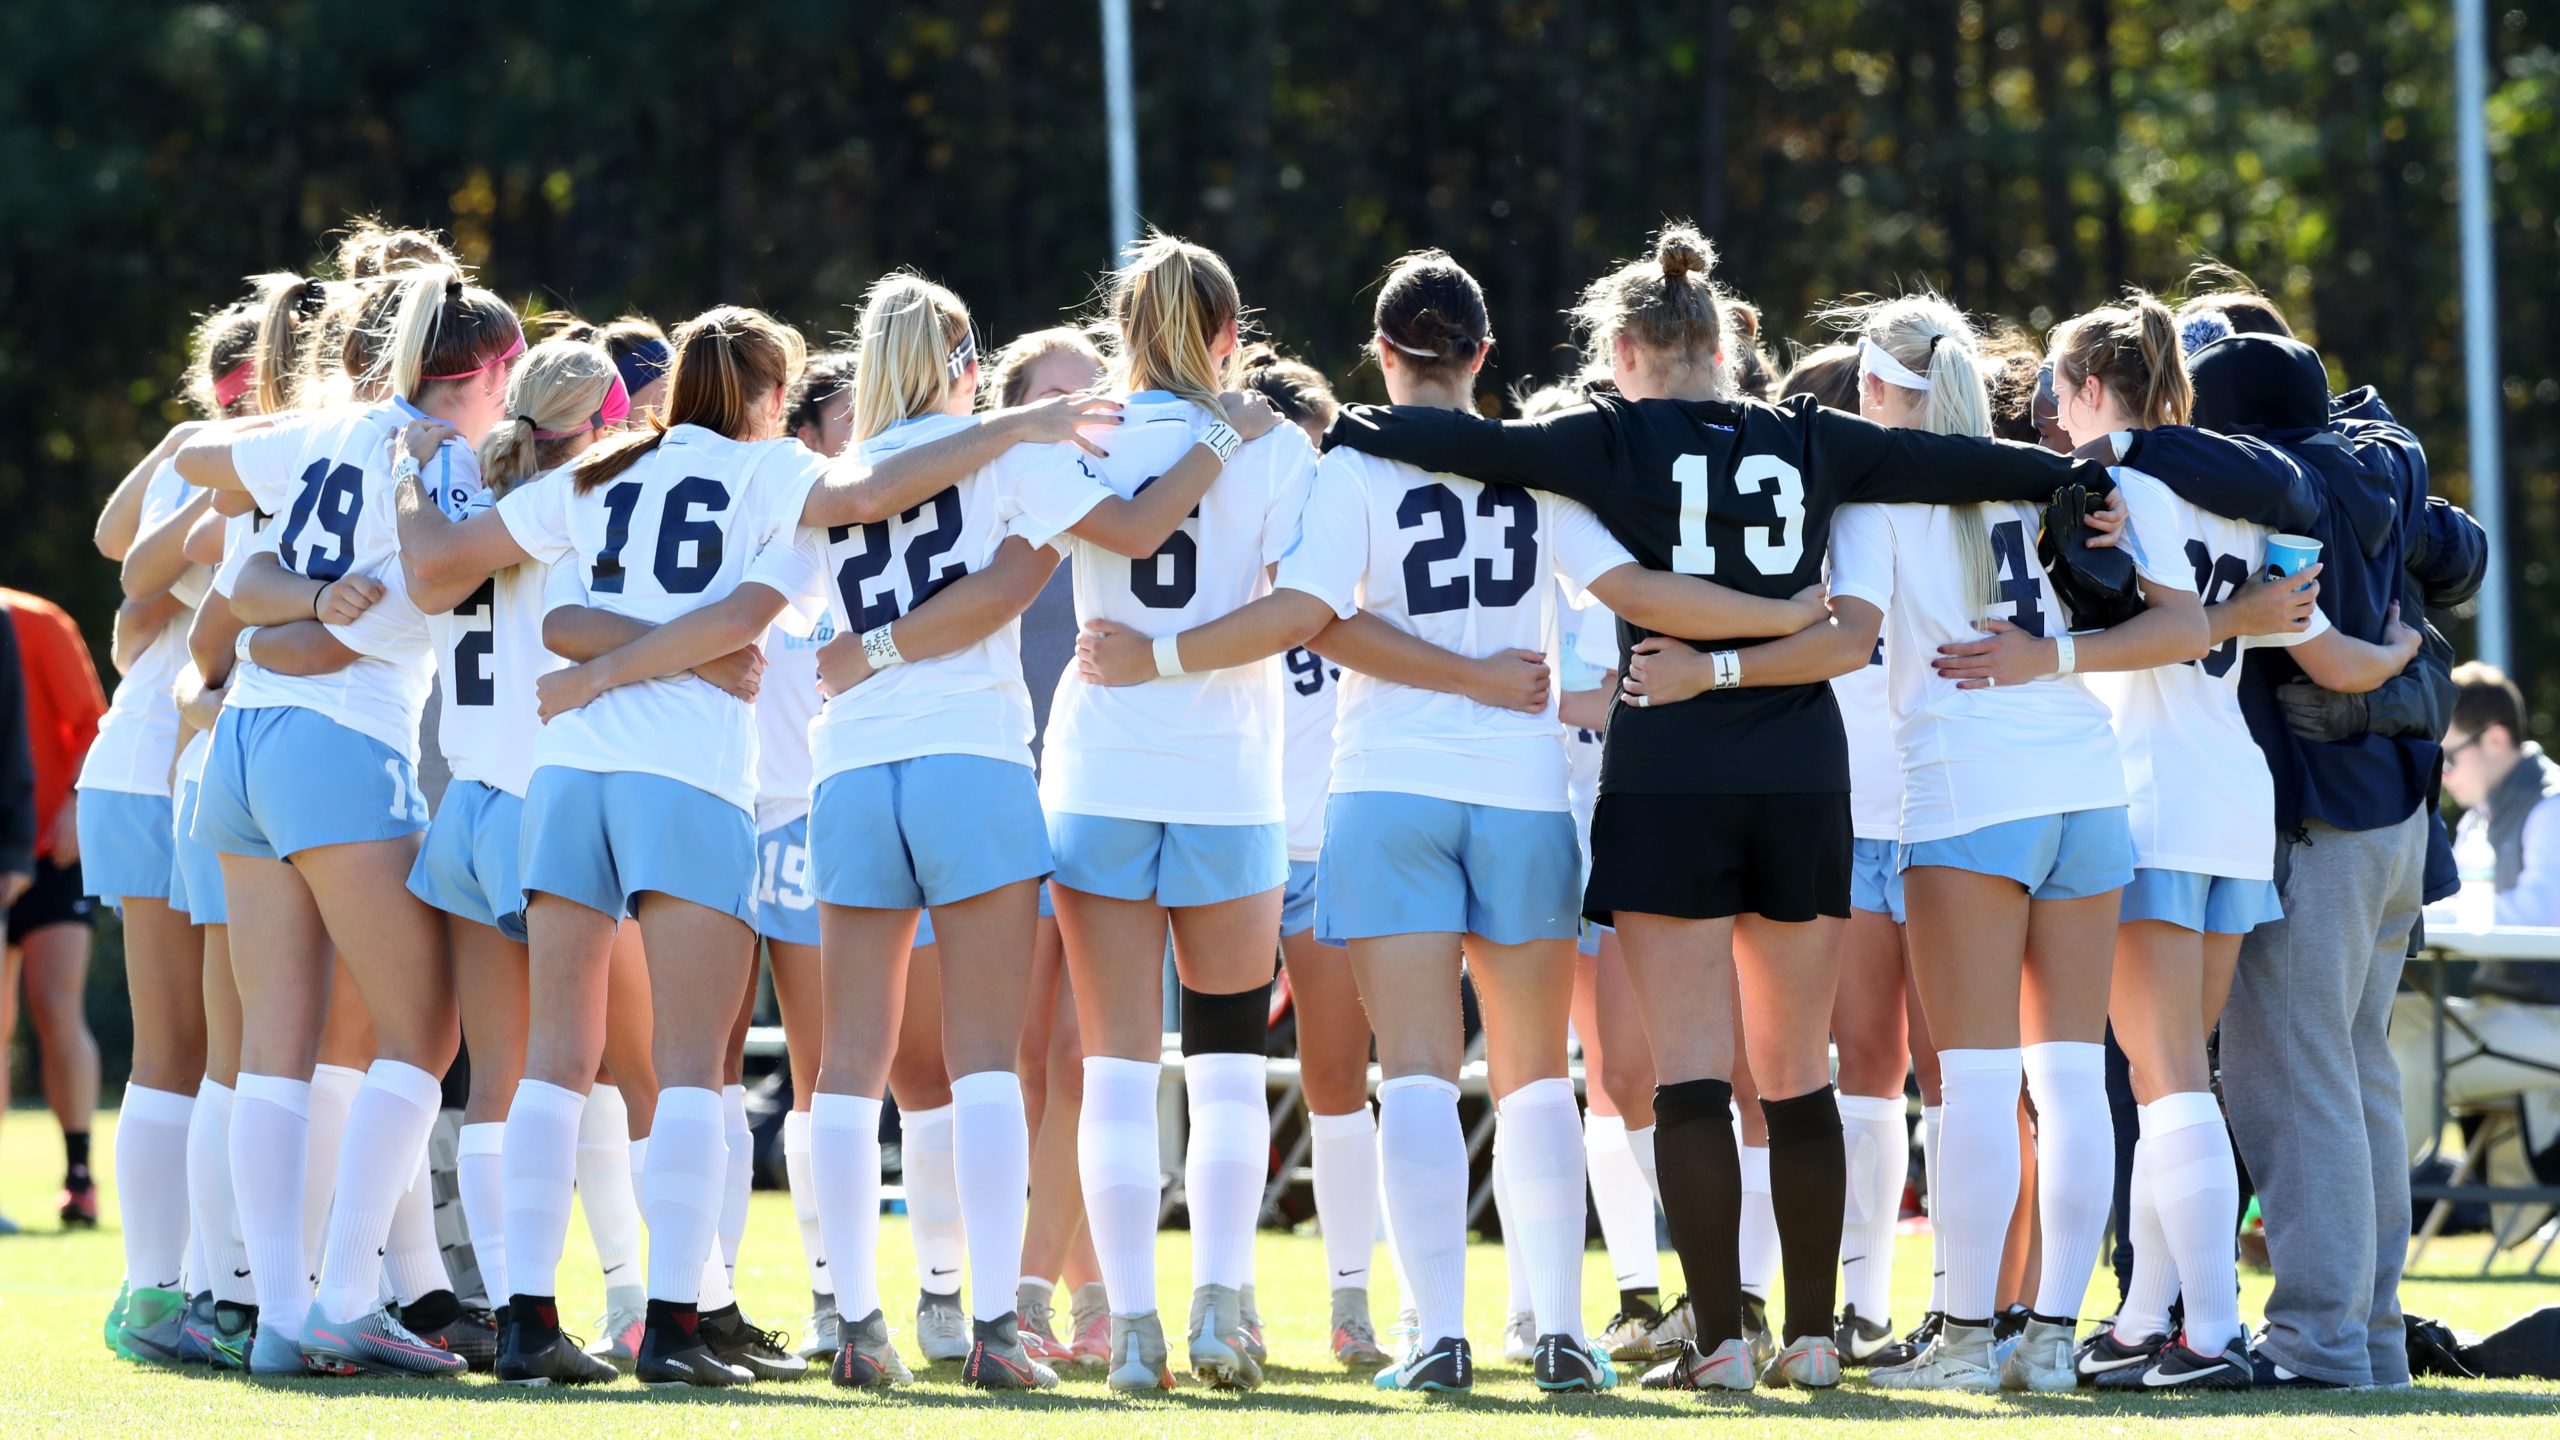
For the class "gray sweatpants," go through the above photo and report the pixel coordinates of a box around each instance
[2221,809,2427,1388]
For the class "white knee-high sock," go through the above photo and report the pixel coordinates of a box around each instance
[641,1087,726,1304]
[189,1080,253,1305]
[116,1084,194,1293]
[1492,1120,1531,1316]
[1500,1077,1590,1345]
[1737,1139,1779,1301]
[457,1121,507,1307]
[231,1073,312,1341]
[502,1080,584,1302]
[698,1235,736,1311]
[719,1083,751,1275]
[1310,1107,1380,1292]
[314,1059,445,1323]
[1378,1075,1467,1343]
[951,1069,1031,1322]
[810,1092,883,1323]
[302,1063,364,1279]
[574,1084,643,1300]
[782,1111,827,1297]
[1838,1092,1909,1322]
[1921,1103,1947,1314]
[1627,1121,1661,1204]
[1377,1120,1413,1305]
[2113,1138,2174,1340]
[2022,1041,2112,1321]
[1078,1057,1162,1315]
[1585,1112,1659,1294]
[1936,1051,2024,1323]
[1183,1051,1266,1292]
[903,1103,964,1298]
[2142,1089,2242,1353]
[384,1146,451,1303]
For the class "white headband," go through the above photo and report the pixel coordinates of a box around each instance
[1857,336,1932,391]
[1377,331,1440,360]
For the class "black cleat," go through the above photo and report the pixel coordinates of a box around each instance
[635,1303,753,1389]
[1867,1310,1943,1371]
[699,1303,808,1381]
[408,1300,499,1373]
[2075,1325,2166,1390]
[2149,1335,2255,1390]
[1835,1303,1895,1368]
[1374,1334,1472,1392]
[496,1313,620,1388]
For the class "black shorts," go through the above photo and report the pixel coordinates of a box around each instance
[8,856,96,939]
[1583,791,1852,926]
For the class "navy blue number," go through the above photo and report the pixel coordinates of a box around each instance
[830,489,966,632]
[652,476,729,594]
[280,459,362,580]
[1128,473,1199,609]
[1398,483,1470,615]
[1471,483,1539,608]
[1988,519,2047,639]
[452,579,496,706]
[591,482,642,593]
[1285,646,1337,697]
[901,490,967,610]
[2185,538,2254,678]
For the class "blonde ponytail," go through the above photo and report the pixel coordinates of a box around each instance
[1105,232,1241,415]
[375,264,521,402]
[249,272,329,415]
[476,340,618,496]
[850,273,972,443]
[1824,293,2000,611]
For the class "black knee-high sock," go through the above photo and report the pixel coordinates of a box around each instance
[1761,1084,1846,1342]
[1654,1077,1742,1350]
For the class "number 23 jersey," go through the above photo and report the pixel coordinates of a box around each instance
[1042,393,1319,826]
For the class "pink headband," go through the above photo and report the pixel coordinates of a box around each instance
[211,359,257,409]
[423,332,526,382]
[534,371,632,441]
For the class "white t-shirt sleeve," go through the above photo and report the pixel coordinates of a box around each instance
[227,415,313,515]
[1001,444,1110,551]
[496,474,578,568]
[1272,453,1368,620]
[1826,504,1895,614]
[215,512,283,597]
[1546,496,1638,591]
[2110,470,2198,592]
[1258,430,1322,568]
[746,527,830,636]
[539,555,589,617]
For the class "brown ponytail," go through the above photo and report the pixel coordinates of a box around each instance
[1373,250,1492,383]
[1572,223,1727,382]
[2050,289,2191,429]
[571,306,805,492]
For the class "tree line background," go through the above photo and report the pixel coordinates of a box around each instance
[3,0,2555,709]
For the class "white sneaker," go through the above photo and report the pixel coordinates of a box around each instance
[1870,1321,2000,1392]
[916,1291,970,1363]
[1998,1317,2079,1393]
[1765,1334,1842,1389]
[1501,1310,1537,1363]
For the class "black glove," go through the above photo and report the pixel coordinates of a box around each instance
[2277,678,2369,743]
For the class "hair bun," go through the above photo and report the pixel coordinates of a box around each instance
[1655,227,1713,280]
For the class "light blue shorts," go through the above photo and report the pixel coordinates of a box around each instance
[168,774,226,925]
[906,882,1052,950]
[193,705,428,860]
[2120,867,2283,936]
[1050,812,1286,909]
[1900,807,2135,902]
[757,814,820,947]
[1316,791,1582,946]
[518,767,757,926]
[1851,837,1907,923]
[1280,858,1343,948]
[408,779,529,942]
[75,788,173,904]
[810,755,1051,913]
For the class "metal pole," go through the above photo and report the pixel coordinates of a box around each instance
[2457,0,2508,669]
[1101,0,1140,261]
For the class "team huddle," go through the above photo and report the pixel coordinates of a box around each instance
[74,212,2479,1400]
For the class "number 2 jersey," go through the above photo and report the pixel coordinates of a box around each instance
[1275,445,1636,812]
[497,423,823,814]
[789,412,1108,786]
[1324,392,2101,799]
[424,453,565,800]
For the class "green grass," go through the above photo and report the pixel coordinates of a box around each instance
[3,1109,2556,1437]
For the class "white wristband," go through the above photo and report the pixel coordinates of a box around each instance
[1153,633,1186,678]
[233,626,260,664]
[1195,419,1242,463]
[861,623,906,670]
[2051,631,2077,679]
[1711,649,1743,691]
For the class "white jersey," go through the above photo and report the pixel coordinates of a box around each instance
[2087,471,2326,882]
[424,455,561,799]
[1041,394,1318,825]
[79,461,200,797]
[220,401,438,761]
[1831,625,1900,842]
[1276,445,1635,812]
[798,413,1106,785]
[497,424,824,814]
[754,613,830,833]
[1559,594,1614,852]
[1279,645,1340,860]
[1826,474,2194,845]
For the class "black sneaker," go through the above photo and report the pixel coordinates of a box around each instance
[1531,1332,1617,1392]
[496,1313,619,1388]
[1374,1334,1472,1392]
[635,1303,754,1389]
[2075,1325,2166,1389]
[699,1303,808,1381]
[1993,1304,2031,1344]
[2148,1335,2254,1390]
[1869,1311,1943,1370]
[1834,1304,1895,1367]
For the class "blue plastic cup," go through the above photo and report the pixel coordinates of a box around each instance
[2264,534,2322,591]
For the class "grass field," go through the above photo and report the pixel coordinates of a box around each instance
[3,1109,2556,1437]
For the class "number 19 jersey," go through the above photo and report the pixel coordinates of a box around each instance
[1041,394,1319,825]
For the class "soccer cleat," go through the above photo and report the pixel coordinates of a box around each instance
[104,1281,131,1357]
[1330,1287,1391,1368]
[172,1293,219,1365]
[1993,1303,2031,1343]
[1185,1284,1263,1390]
[413,1305,500,1372]
[0,1212,17,1236]
[916,1290,971,1363]
[1501,1310,1538,1363]
[588,1299,646,1369]
[1531,1333,1618,1392]
[1739,1294,1776,1374]
[1068,1285,1112,1369]
[302,1303,472,1378]
[1640,1336,1755,1392]
[1018,1289,1071,1366]
[1106,1310,1177,1393]
[2076,1326,2168,1389]
[249,1318,314,1377]
[119,1287,191,1366]
[799,1292,840,1362]
[1374,1333,1472,1392]
[1599,1296,1671,1363]
[199,1300,256,1371]
[1834,1303,1895,1367]
[964,1312,1062,1391]
[1869,1309,1943,1370]
[829,1309,914,1389]
[1765,1334,1843,1389]
[635,1307,753,1389]
[700,1303,808,1381]
[1998,1317,2079,1392]
[1870,1320,1999,1392]
[1237,1282,1268,1362]
[2145,1334,2253,1390]
[59,1177,100,1229]
[495,1321,619,1387]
